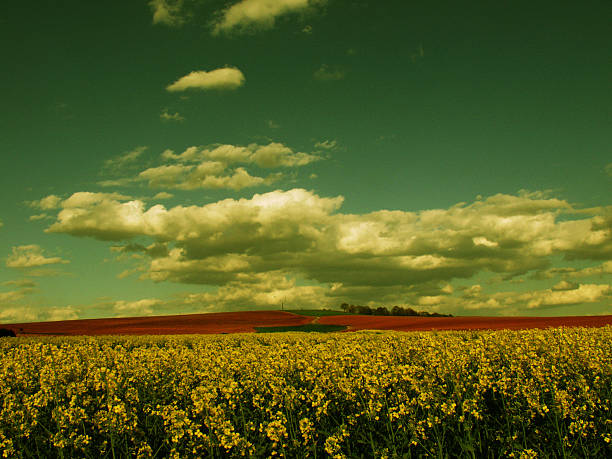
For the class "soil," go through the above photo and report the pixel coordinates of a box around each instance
[3,312,611,336]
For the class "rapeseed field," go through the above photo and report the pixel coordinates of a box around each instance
[1,327,610,458]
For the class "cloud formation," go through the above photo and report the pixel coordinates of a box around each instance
[43,189,612,314]
[99,142,321,191]
[212,0,322,35]
[6,245,70,268]
[160,109,185,122]
[167,68,245,92]
[149,0,185,26]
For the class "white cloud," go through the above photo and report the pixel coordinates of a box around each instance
[153,192,174,200]
[149,0,185,26]
[6,245,70,268]
[27,195,62,210]
[521,284,611,309]
[29,213,50,221]
[164,142,321,168]
[314,139,338,150]
[0,307,38,324]
[212,0,320,35]
[160,109,185,122]
[46,306,80,322]
[166,67,245,92]
[104,147,147,171]
[102,142,321,191]
[45,190,612,313]
[113,299,161,317]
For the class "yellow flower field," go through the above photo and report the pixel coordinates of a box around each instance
[1,327,610,458]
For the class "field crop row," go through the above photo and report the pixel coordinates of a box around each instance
[1,327,611,458]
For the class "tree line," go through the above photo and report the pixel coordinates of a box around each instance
[340,303,453,317]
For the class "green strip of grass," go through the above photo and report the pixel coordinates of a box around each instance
[285,309,352,317]
[254,324,347,333]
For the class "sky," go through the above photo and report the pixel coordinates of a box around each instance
[1,0,611,323]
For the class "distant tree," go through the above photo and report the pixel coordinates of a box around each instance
[0,328,16,337]
[374,306,389,316]
[340,303,350,312]
[355,305,372,315]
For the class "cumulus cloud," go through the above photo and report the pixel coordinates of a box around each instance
[104,147,147,171]
[100,142,321,191]
[27,195,62,210]
[44,188,612,314]
[167,67,245,92]
[160,109,185,122]
[149,0,186,26]
[46,306,80,322]
[0,307,38,324]
[6,245,70,268]
[113,299,161,317]
[163,142,321,168]
[212,0,322,35]
[520,283,611,309]
[152,192,174,200]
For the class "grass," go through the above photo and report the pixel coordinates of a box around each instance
[285,309,352,317]
[254,324,347,333]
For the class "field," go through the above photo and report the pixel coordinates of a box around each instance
[1,327,610,458]
[5,311,612,336]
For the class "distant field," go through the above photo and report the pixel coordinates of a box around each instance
[3,311,612,336]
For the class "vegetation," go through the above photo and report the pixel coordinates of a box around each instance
[255,324,347,333]
[0,328,16,337]
[340,303,453,317]
[0,327,610,458]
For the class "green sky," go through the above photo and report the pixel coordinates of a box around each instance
[1,0,611,323]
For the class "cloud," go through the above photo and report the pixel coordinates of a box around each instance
[2,279,36,288]
[6,245,70,268]
[164,142,321,168]
[314,139,338,150]
[104,147,147,171]
[113,299,161,317]
[100,142,321,191]
[46,306,80,322]
[152,192,174,200]
[44,189,612,305]
[212,0,321,35]
[27,195,62,210]
[166,68,245,92]
[520,283,611,309]
[0,307,38,324]
[314,64,345,81]
[149,0,186,26]
[0,287,34,302]
[160,109,185,122]
[29,213,51,221]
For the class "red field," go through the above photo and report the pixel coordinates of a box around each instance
[317,314,612,331]
[3,312,611,336]
[5,311,313,336]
